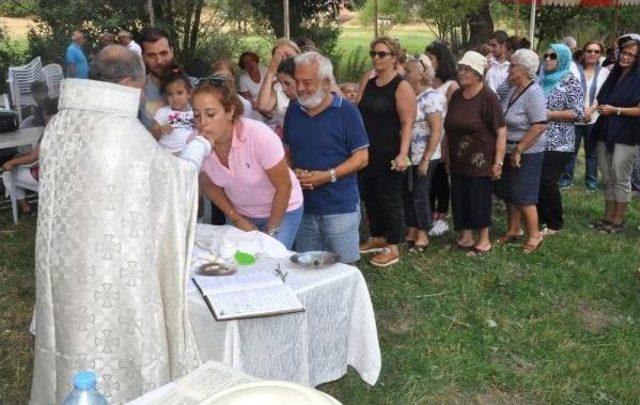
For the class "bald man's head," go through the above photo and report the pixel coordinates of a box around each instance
[72,30,86,46]
[91,45,145,88]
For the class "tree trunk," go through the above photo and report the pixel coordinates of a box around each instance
[188,0,205,57]
[467,0,493,49]
[182,0,195,62]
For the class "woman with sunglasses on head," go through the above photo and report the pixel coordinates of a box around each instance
[537,44,584,236]
[443,51,506,256]
[194,77,304,249]
[424,40,459,237]
[560,41,610,190]
[592,34,640,234]
[357,36,417,267]
[402,55,446,252]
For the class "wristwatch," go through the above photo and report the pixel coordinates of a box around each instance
[329,168,337,183]
[617,107,622,116]
[266,226,280,237]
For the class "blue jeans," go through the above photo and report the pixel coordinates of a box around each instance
[227,206,303,250]
[561,124,598,188]
[295,209,361,264]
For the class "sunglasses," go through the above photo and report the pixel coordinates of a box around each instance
[585,49,602,55]
[195,75,227,87]
[369,50,394,59]
[543,53,558,60]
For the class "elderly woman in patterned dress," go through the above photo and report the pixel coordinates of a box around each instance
[537,44,584,236]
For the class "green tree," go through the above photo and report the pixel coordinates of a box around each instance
[358,0,409,27]
[247,0,343,55]
[406,0,489,53]
[27,0,241,67]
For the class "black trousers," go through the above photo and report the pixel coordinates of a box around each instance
[430,161,450,215]
[537,151,572,231]
[403,161,437,230]
[450,174,493,231]
[361,171,406,245]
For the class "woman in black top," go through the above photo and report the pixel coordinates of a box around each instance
[593,34,640,233]
[357,36,416,267]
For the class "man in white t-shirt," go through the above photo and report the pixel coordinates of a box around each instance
[118,30,142,55]
[486,30,510,93]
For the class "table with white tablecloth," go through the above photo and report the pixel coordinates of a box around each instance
[187,224,381,387]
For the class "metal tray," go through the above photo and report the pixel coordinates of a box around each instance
[289,251,340,268]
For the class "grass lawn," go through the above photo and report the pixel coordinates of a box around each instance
[1,165,640,403]
[337,24,436,56]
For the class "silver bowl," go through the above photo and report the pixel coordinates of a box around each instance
[289,251,340,268]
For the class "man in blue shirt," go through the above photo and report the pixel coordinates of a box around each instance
[283,51,369,263]
[64,31,89,79]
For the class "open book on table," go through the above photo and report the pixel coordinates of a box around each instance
[191,272,305,321]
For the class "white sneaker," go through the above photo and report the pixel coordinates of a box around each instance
[429,219,449,236]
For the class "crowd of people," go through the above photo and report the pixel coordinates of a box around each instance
[4,28,640,268]
[4,24,637,403]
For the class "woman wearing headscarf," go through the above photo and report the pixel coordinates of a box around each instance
[537,43,584,236]
[495,49,547,253]
[443,51,506,256]
[592,34,640,233]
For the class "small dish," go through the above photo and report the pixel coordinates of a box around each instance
[289,251,340,268]
[199,262,237,276]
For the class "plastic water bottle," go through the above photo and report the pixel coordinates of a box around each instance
[62,370,109,405]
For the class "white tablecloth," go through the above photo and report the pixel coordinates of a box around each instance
[188,225,381,387]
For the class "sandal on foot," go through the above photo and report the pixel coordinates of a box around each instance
[454,243,474,251]
[523,239,543,254]
[497,232,523,244]
[467,246,492,257]
[410,243,428,253]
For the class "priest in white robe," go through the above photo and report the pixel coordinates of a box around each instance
[31,46,212,404]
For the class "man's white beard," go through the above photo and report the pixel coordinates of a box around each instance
[298,88,326,109]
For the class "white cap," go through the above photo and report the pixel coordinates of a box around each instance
[458,51,487,78]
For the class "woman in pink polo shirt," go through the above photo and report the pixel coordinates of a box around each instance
[194,77,303,249]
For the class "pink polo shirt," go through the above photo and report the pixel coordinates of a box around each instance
[202,118,303,218]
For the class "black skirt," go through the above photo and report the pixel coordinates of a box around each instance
[450,174,493,231]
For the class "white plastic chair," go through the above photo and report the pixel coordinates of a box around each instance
[20,115,35,129]
[42,63,63,98]
[7,57,44,122]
